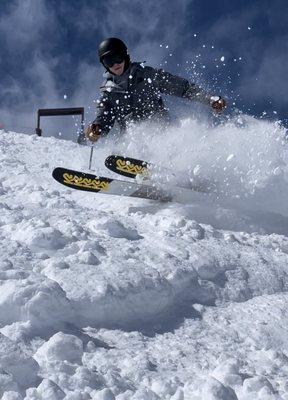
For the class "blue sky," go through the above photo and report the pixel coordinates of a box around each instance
[0,0,287,139]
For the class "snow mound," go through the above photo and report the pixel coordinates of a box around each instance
[0,332,39,393]
[34,332,84,365]
[0,118,288,399]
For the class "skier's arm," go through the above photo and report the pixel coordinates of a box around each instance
[92,94,116,136]
[150,67,219,106]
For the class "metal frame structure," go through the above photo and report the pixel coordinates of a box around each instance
[35,107,85,143]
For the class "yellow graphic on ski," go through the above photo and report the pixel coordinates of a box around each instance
[105,155,150,179]
[63,173,110,190]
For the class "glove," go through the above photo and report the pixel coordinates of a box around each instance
[210,96,226,112]
[85,123,102,142]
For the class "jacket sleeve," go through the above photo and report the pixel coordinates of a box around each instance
[148,67,212,106]
[92,93,115,135]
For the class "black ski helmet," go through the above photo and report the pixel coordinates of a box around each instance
[98,37,130,68]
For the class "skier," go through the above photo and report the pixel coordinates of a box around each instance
[85,37,226,142]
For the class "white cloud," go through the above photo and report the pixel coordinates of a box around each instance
[74,0,193,65]
[0,0,54,47]
[238,36,288,102]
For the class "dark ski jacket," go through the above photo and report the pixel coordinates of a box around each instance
[93,62,212,134]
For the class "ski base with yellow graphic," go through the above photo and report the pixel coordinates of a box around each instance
[52,166,212,204]
[52,167,173,201]
[105,155,150,179]
[104,155,211,193]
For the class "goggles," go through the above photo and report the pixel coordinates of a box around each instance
[102,53,124,68]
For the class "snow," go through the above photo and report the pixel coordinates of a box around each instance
[0,115,288,399]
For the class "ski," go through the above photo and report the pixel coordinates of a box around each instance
[105,154,211,193]
[52,167,173,201]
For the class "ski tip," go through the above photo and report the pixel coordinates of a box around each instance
[52,167,63,179]
[104,155,117,168]
[52,167,113,193]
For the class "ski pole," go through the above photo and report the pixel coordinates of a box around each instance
[88,145,94,170]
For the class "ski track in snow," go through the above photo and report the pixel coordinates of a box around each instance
[0,117,288,399]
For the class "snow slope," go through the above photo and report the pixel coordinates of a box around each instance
[0,116,288,399]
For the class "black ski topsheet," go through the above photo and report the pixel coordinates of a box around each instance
[52,167,172,201]
[105,155,149,179]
